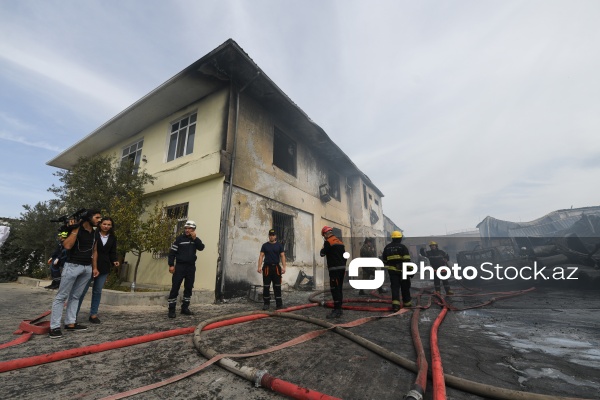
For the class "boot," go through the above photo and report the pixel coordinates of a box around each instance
[326,309,343,319]
[168,308,176,318]
[181,307,194,316]
[358,289,366,296]
[45,279,60,289]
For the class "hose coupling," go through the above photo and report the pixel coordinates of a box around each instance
[254,369,268,387]
[404,389,423,400]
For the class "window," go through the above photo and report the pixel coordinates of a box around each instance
[273,127,297,177]
[153,203,188,259]
[272,211,294,261]
[167,113,197,161]
[332,227,343,240]
[121,139,143,170]
[363,184,368,208]
[374,199,379,206]
[328,171,341,201]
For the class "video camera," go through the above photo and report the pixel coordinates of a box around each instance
[50,208,88,232]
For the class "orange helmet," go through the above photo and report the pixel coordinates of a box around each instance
[321,226,333,236]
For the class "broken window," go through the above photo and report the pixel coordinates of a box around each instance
[167,113,197,162]
[328,170,341,201]
[272,210,294,261]
[273,127,297,177]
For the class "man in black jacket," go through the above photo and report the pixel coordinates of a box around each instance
[381,231,412,312]
[425,241,453,295]
[320,226,347,319]
[167,220,205,318]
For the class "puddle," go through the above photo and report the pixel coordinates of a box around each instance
[518,367,599,389]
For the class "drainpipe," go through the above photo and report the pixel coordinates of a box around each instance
[217,71,261,300]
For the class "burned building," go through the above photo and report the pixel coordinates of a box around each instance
[47,39,387,299]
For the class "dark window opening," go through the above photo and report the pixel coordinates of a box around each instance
[374,199,379,206]
[273,127,297,177]
[328,171,341,201]
[363,184,368,208]
[272,211,295,261]
[332,227,343,240]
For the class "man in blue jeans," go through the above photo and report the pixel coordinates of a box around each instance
[48,209,102,339]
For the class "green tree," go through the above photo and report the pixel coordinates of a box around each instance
[110,199,177,292]
[0,201,63,281]
[48,155,154,215]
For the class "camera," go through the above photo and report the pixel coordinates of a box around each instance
[50,208,88,232]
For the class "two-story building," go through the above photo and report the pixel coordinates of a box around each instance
[48,39,388,300]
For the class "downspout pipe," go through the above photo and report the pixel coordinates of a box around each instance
[217,71,261,300]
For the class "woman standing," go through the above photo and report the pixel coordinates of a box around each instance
[78,217,119,324]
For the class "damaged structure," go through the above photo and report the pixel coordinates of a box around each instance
[456,207,600,279]
[47,39,388,299]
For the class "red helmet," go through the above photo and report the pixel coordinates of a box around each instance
[321,226,333,236]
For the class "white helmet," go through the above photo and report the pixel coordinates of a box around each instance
[184,220,196,229]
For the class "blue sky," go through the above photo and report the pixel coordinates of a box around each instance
[1,0,599,236]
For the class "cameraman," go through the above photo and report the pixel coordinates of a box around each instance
[48,209,102,339]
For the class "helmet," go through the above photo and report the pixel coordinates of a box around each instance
[184,220,197,229]
[391,231,403,239]
[321,226,333,236]
[429,241,438,246]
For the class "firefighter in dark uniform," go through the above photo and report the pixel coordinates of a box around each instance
[320,226,347,319]
[45,231,68,289]
[426,241,453,295]
[381,230,413,311]
[257,229,286,310]
[167,220,205,318]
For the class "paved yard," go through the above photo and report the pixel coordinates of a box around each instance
[0,279,598,399]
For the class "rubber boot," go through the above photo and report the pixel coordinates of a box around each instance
[168,305,176,318]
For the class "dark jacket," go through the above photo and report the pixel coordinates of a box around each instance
[50,243,68,269]
[381,239,411,273]
[320,235,346,269]
[425,248,449,269]
[168,234,205,266]
[95,232,118,275]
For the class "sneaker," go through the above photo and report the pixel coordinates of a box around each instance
[64,323,88,332]
[168,309,176,318]
[262,304,270,311]
[48,328,63,339]
[88,316,101,324]
[181,308,194,316]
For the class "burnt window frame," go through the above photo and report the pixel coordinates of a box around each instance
[328,170,341,201]
[272,210,295,261]
[273,127,297,177]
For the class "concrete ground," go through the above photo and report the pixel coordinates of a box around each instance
[0,278,598,400]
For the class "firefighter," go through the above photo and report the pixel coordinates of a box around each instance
[381,231,412,311]
[320,226,346,319]
[426,241,453,295]
[257,229,286,310]
[167,220,205,318]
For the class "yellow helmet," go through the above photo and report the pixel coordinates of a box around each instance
[429,241,438,246]
[391,231,403,239]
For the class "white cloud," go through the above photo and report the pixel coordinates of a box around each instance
[0,131,62,152]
